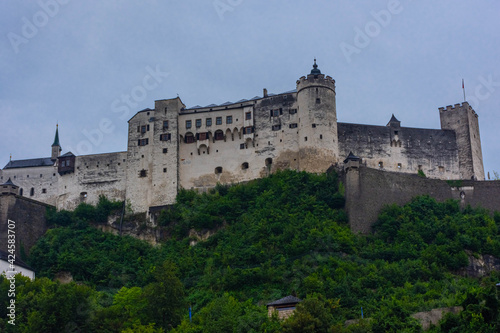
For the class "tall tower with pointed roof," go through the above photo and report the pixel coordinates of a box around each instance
[51,124,61,161]
[296,59,338,171]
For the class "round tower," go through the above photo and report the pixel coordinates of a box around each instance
[296,60,338,172]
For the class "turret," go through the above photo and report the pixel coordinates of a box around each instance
[296,59,338,172]
[51,124,61,161]
[439,102,484,180]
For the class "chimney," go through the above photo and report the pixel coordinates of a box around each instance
[263,88,268,97]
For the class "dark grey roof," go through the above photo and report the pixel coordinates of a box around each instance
[250,96,261,100]
[220,101,233,106]
[344,151,360,163]
[4,157,54,169]
[388,114,400,124]
[60,152,75,157]
[189,105,202,109]
[267,295,302,307]
[236,99,248,102]
[0,250,34,271]
[205,104,218,107]
[1,178,17,187]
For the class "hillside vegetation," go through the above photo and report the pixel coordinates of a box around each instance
[1,170,500,332]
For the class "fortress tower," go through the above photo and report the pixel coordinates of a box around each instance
[439,102,484,180]
[296,60,338,172]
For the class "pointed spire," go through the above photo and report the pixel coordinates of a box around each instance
[52,123,60,147]
[387,114,401,127]
[310,58,321,75]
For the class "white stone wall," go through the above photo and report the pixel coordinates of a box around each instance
[57,152,127,210]
[0,259,35,280]
[1,165,58,206]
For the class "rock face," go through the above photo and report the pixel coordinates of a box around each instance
[459,251,500,278]
[411,307,463,331]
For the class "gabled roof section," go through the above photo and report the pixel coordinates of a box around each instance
[387,114,401,127]
[3,157,54,169]
[1,178,17,187]
[343,151,360,163]
[60,152,75,157]
[267,295,302,307]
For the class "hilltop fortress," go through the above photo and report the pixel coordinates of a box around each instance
[0,61,485,216]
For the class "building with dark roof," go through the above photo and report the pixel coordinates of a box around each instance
[0,61,485,215]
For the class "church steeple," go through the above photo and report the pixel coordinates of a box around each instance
[51,124,61,161]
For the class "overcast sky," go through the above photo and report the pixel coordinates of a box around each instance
[1,1,499,177]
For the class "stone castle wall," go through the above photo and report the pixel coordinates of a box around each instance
[344,165,500,234]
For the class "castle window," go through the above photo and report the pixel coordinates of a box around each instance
[138,138,149,146]
[265,158,273,169]
[163,168,167,173]
[163,120,169,129]
[320,134,323,139]
[185,133,195,143]
[214,130,224,140]
[206,118,212,126]
[378,161,383,168]
[19,188,23,196]
[216,117,222,125]
[242,162,249,170]
[226,116,233,124]
[27,175,29,178]
[289,109,297,115]
[316,98,321,104]
[272,125,281,131]
[160,133,171,141]
[273,109,280,117]
[30,188,34,196]
[418,165,422,170]
[244,126,253,134]
[42,188,47,194]
[312,124,316,128]
[289,123,298,129]
[139,169,147,177]
[186,120,192,129]
[164,107,168,114]
[40,174,43,178]
[163,148,168,153]
[394,131,398,135]
[80,192,87,199]
[141,125,147,133]
[304,136,308,141]
[397,163,402,169]
[240,143,245,149]
[137,126,140,132]
[439,166,444,173]
[198,132,208,140]
[215,166,223,174]
[246,112,252,120]
[196,119,202,128]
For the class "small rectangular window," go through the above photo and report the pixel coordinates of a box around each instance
[273,109,280,117]
[137,126,140,132]
[245,112,252,120]
[141,125,147,133]
[289,109,297,115]
[195,119,202,128]
[139,169,147,177]
[147,124,150,131]
[244,126,253,134]
[206,118,212,126]
[160,134,171,141]
[163,120,169,129]
[186,120,192,129]
[216,117,222,125]
[199,132,208,140]
[163,148,168,153]
[226,116,233,124]
[316,98,321,104]
[42,188,47,193]
[240,143,245,149]
[289,123,298,129]
[163,168,167,173]
[138,138,149,146]
[272,124,281,131]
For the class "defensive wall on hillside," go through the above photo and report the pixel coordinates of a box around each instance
[343,161,500,234]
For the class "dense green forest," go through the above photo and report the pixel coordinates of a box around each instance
[1,170,500,332]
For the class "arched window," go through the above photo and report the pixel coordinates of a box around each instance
[30,187,34,196]
[19,188,23,196]
[214,130,224,141]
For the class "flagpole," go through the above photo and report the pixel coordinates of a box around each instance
[462,79,466,102]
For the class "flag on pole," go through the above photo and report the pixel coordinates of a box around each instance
[462,79,466,102]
